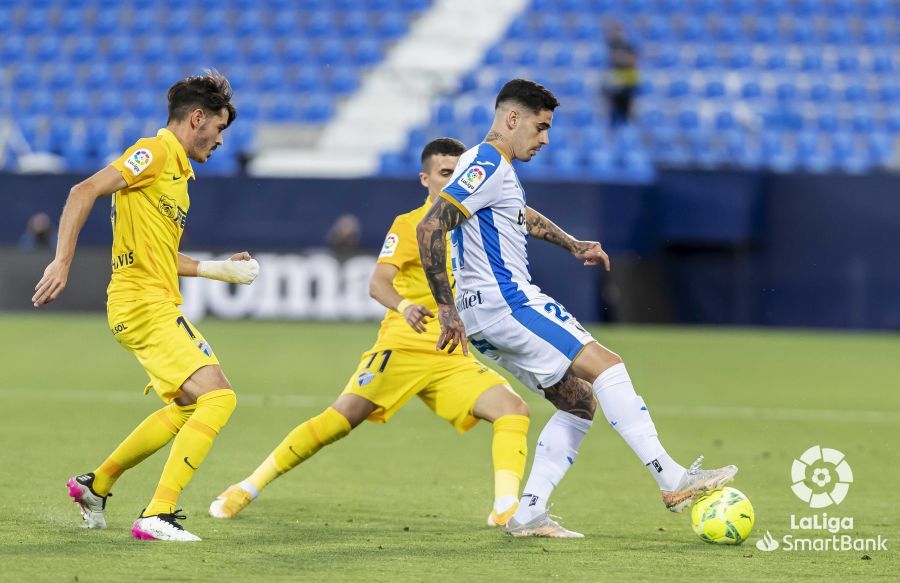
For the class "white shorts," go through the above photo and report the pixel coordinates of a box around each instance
[469,293,595,396]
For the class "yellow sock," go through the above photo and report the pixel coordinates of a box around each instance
[144,389,236,516]
[247,407,351,492]
[92,402,195,496]
[492,414,530,507]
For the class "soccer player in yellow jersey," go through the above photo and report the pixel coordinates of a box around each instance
[209,138,532,527]
[32,72,259,542]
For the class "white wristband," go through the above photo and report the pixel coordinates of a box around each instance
[197,258,260,285]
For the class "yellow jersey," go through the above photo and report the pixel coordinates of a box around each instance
[371,197,454,353]
[107,128,195,305]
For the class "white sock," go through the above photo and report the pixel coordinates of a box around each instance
[592,363,685,491]
[239,479,260,500]
[513,411,592,523]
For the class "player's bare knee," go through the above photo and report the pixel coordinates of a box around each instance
[544,374,595,421]
[330,394,374,429]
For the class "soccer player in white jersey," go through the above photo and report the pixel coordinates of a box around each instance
[416,79,737,538]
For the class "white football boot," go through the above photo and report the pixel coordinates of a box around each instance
[661,455,738,513]
[209,484,254,519]
[66,473,109,529]
[505,508,584,538]
[132,510,201,542]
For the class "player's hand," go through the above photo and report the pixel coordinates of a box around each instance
[436,304,468,355]
[198,254,259,284]
[32,258,70,308]
[229,251,253,262]
[572,240,610,271]
[402,303,434,333]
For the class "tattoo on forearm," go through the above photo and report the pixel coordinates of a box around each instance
[418,198,466,306]
[543,373,596,420]
[525,207,577,251]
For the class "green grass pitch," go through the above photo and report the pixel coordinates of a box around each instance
[0,313,897,581]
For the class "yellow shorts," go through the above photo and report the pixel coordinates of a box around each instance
[341,348,508,432]
[107,299,220,404]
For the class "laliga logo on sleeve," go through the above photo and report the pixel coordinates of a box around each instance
[379,233,399,258]
[791,445,853,508]
[126,149,153,176]
[457,165,485,193]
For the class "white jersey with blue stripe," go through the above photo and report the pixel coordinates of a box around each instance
[439,141,543,335]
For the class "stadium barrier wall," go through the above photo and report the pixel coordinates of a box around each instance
[2,171,899,329]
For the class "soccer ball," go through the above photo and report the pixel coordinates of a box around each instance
[690,487,754,545]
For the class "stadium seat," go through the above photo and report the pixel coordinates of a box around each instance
[300,96,335,123]
[235,10,264,37]
[2,35,26,62]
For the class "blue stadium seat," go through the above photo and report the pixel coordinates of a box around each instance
[210,37,239,64]
[175,36,204,63]
[65,92,90,118]
[816,112,839,133]
[808,83,832,102]
[283,37,312,65]
[0,9,10,35]
[164,10,192,37]
[878,84,900,104]
[55,10,84,36]
[843,84,867,103]
[235,10,264,37]
[271,11,299,37]
[714,111,735,130]
[141,36,168,63]
[667,79,690,99]
[93,10,119,36]
[741,81,762,100]
[2,35,26,62]
[293,66,323,93]
[351,38,383,66]
[836,53,860,73]
[315,38,345,64]
[306,11,337,38]
[67,36,97,62]
[247,38,276,65]
[300,96,335,123]
[95,92,124,118]
[256,65,284,92]
[48,67,75,92]
[34,36,62,64]
[775,82,797,102]
[200,10,229,36]
[851,113,874,133]
[106,36,133,62]
[341,12,369,37]
[21,8,51,35]
[704,81,726,99]
[234,94,260,122]
[469,105,492,126]
[13,67,40,91]
[266,95,297,121]
[329,67,359,94]
[29,92,55,117]
[872,53,894,73]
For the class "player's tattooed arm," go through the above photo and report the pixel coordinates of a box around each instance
[542,372,597,421]
[417,197,469,354]
[525,206,611,271]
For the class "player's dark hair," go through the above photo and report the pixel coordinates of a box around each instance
[167,69,237,127]
[420,137,466,169]
[495,78,560,114]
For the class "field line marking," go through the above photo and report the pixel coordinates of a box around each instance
[1,387,899,424]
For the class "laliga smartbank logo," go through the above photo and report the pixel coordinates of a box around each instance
[755,445,887,553]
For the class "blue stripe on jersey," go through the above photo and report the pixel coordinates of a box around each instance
[442,143,502,202]
[511,307,584,360]
[477,208,529,309]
